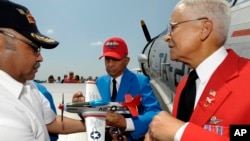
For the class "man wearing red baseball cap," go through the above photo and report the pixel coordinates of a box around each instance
[99,36,161,141]
[0,1,85,140]
[73,36,161,141]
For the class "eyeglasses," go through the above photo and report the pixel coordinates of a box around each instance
[168,17,208,35]
[0,30,41,55]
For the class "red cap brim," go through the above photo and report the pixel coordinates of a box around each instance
[99,52,122,60]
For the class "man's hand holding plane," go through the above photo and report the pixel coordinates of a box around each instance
[58,81,143,141]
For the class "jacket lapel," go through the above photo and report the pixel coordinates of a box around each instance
[190,76,231,126]
[190,49,239,126]
[117,69,132,101]
[172,76,188,117]
[97,76,111,102]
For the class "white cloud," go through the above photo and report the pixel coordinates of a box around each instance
[90,41,102,46]
[46,29,54,34]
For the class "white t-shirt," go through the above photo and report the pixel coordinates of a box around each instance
[0,70,56,141]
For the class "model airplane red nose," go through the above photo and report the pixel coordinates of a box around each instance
[58,104,64,110]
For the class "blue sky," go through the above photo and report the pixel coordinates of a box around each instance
[13,0,178,81]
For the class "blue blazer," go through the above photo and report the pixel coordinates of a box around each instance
[96,68,161,140]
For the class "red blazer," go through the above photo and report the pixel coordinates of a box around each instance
[172,49,250,141]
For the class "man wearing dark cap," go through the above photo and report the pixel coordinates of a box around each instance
[0,1,85,140]
[73,36,161,141]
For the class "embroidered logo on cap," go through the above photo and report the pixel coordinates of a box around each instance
[16,8,35,24]
[31,33,56,43]
[105,41,119,48]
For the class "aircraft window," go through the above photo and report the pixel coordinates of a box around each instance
[226,0,237,7]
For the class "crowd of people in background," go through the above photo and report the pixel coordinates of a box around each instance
[45,71,97,83]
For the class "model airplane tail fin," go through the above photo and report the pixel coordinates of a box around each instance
[122,94,142,117]
[124,94,142,106]
[131,94,142,107]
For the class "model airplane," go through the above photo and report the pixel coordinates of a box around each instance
[58,93,142,117]
[58,81,141,141]
[138,0,250,113]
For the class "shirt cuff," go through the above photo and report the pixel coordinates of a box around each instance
[174,122,189,141]
[125,118,135,131]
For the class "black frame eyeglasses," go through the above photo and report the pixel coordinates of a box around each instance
[167,17,208,35]
[0,30,41,55]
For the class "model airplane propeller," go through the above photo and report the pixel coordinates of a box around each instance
[58,81,141,141]
[61,93,64,129]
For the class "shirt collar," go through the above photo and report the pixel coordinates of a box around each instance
[0,70,24,99]
[112,74,123,84]
[196,47,228,83]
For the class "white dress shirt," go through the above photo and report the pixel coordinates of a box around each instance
[0,70,56,141]
[174,47,228,141]
[111,75,135,131]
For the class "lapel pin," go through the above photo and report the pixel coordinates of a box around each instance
[206,97,215,104]
[210,116,222,125]
[209,90,216,97]
[203,103,209,108]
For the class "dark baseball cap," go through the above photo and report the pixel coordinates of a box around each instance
[0,0,59,49]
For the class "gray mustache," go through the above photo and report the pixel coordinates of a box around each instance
[33,63,40,69]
